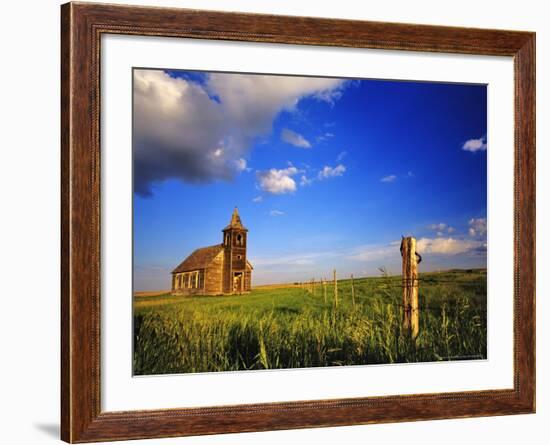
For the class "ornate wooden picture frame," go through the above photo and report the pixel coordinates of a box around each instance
[61,2,535,442]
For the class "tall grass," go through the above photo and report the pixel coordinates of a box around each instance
[133,270,486,375]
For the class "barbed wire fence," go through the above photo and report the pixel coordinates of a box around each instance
[299,237,485,339]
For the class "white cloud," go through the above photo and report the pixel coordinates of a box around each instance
[462,136,487,152]
[270,210,285,216]
[252,252,327,268]
[314,89,345,104]
[300,175,313,186]
[256,167,299,194]
[468,217,487,236]
[428,223,455,234]
[347,244,396,262]
[318,164,346,180]
[234,158,248,172]
[134,69,347,195]
[316,132,335,143]
[380,174,397,183]
[416,237,484,255]
[281,128,311,148]
[336,150,347,162]
[429,223,447,231]
[252,196,263,203]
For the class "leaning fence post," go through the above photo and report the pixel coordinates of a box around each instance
[401,236,419,339]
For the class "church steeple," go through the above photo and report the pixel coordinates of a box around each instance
[224,207,247,231]
[222,207,249,294]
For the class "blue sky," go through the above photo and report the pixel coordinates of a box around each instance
[133,69,487,290]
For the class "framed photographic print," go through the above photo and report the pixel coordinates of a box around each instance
[61,2,535,442]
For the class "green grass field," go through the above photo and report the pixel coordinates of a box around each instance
[133,269,487,375]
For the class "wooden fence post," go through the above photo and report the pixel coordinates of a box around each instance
[333,269,338,308]
[401,236,419,339]
[351,274,356,309]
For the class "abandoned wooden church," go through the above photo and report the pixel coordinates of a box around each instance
[171,208,253,296]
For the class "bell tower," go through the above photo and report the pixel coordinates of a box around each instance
[222,207,248,294]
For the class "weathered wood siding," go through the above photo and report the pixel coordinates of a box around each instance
[222,246,231,294]
[205,251,224,295]
[244,267,252,292]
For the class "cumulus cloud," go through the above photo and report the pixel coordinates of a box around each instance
[468,217,487,236]
[380,174,397,183]
[234,158,248,172]
[281,128,311,148]
[256,166,299,194]
[463,136,487,152]
[318,164,346,180]
[133,69,347,196]
[270,210,285,216]
[416,237,485,255]
[428,223,455,234]
[252,196,263,203]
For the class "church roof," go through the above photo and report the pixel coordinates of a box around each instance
[223,207,247,231]
[171,244,224,273]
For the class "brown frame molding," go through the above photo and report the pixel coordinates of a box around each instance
[61,2,535,442]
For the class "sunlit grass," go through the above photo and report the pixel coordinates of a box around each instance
[133,269,487,375]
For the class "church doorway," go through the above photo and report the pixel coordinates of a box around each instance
[233,272,243,294]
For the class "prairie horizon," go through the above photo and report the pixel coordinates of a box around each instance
[134,267,488,295]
